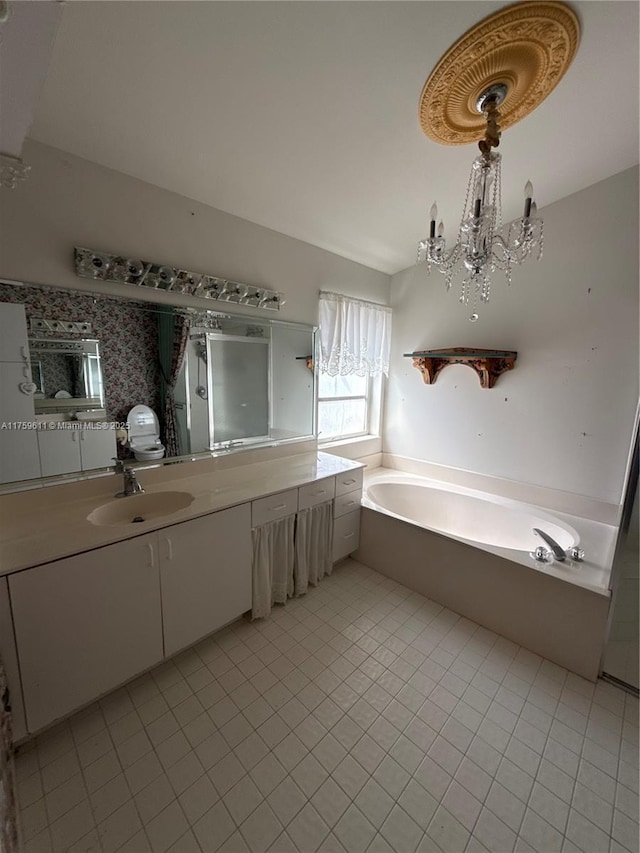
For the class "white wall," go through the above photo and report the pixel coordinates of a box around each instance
[0,140,390,326]
[384,166,639,506]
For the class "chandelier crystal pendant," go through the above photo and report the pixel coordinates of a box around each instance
[415,1,580,322]
[417,86,543,323]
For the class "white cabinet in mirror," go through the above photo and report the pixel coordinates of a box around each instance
[0,282,317,490]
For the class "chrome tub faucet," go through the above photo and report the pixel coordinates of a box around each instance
[531,528,585,563]
[533,528,566,561]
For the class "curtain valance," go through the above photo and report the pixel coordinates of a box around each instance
[318,291,392,377]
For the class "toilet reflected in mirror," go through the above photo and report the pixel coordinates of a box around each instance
[126,405,165,461]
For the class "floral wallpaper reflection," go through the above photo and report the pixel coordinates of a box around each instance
[0,285,160,425]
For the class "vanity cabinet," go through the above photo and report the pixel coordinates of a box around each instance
[9,535,163,733]
[37,427,116,477]
[8,503,253,734]
[160,505,252,657]
[2,456,363,736]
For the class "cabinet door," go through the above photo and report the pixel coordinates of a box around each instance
[0,303,30,363]
[160,505,252,657]
[0,416,40,485]
[37,430,81,477]
[0,304,39,484]
[9,534,163,733]
[80,426,117,470]
[0,577,26,741]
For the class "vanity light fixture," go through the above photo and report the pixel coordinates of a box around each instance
[417,2,579,321]
[74,247,286,311]
[29,317,92,335]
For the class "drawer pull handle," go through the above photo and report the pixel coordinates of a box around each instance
[346,500,357,505]
[312,490,327,496]
[344,532,355,539]
[343,478,356,485]
[271,503,287,511]
[147,542,155,567]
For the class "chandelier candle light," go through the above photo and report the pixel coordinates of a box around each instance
[416,2,580,321]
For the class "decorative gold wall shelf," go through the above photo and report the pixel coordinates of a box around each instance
[405,348,517,389]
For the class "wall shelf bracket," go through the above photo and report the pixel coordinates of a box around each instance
[404,347,517,389]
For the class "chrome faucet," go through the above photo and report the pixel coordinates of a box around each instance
[113,458,145,497]
[533,528,566,562]
[531,529,585,563]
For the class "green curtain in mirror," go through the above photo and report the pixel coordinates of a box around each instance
[157,311,190,457]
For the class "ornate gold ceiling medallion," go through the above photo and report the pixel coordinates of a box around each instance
[419,2,580,145]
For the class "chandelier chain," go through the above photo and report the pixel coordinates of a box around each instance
[478,98,502,157]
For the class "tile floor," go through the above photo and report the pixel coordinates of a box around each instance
[15,559,639,853]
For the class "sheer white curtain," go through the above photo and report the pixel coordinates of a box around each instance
[318,291,392,377]
[295,502,333,595]
[251,516,295,619]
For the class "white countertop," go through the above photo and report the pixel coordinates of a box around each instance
[0,452,363,575]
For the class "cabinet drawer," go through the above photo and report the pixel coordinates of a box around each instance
[334,490,362,518]
[252,488,299,527]
[332,510,361,562]
[299,477,336,511]
[335,468,364,497]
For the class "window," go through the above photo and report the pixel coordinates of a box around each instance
[317,291,391,443]
[318,372,370,441]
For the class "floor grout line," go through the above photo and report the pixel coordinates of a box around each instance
[14,558,638,853]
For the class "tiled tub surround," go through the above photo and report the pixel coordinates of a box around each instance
[356,469,618,681]
[14,560,638,853]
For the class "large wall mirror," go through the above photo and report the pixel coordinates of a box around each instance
[0,281,316,489]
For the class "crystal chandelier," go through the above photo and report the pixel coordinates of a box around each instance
[417,84,543,322]
[415,2,580,322]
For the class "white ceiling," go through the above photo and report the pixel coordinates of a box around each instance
[24,1,640,275]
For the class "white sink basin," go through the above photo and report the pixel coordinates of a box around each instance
[87,491,195,526]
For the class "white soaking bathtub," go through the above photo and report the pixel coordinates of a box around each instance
[365,479,579,555]
[356,468,617,679]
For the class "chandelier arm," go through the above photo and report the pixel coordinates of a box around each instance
[429,241,463,270]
